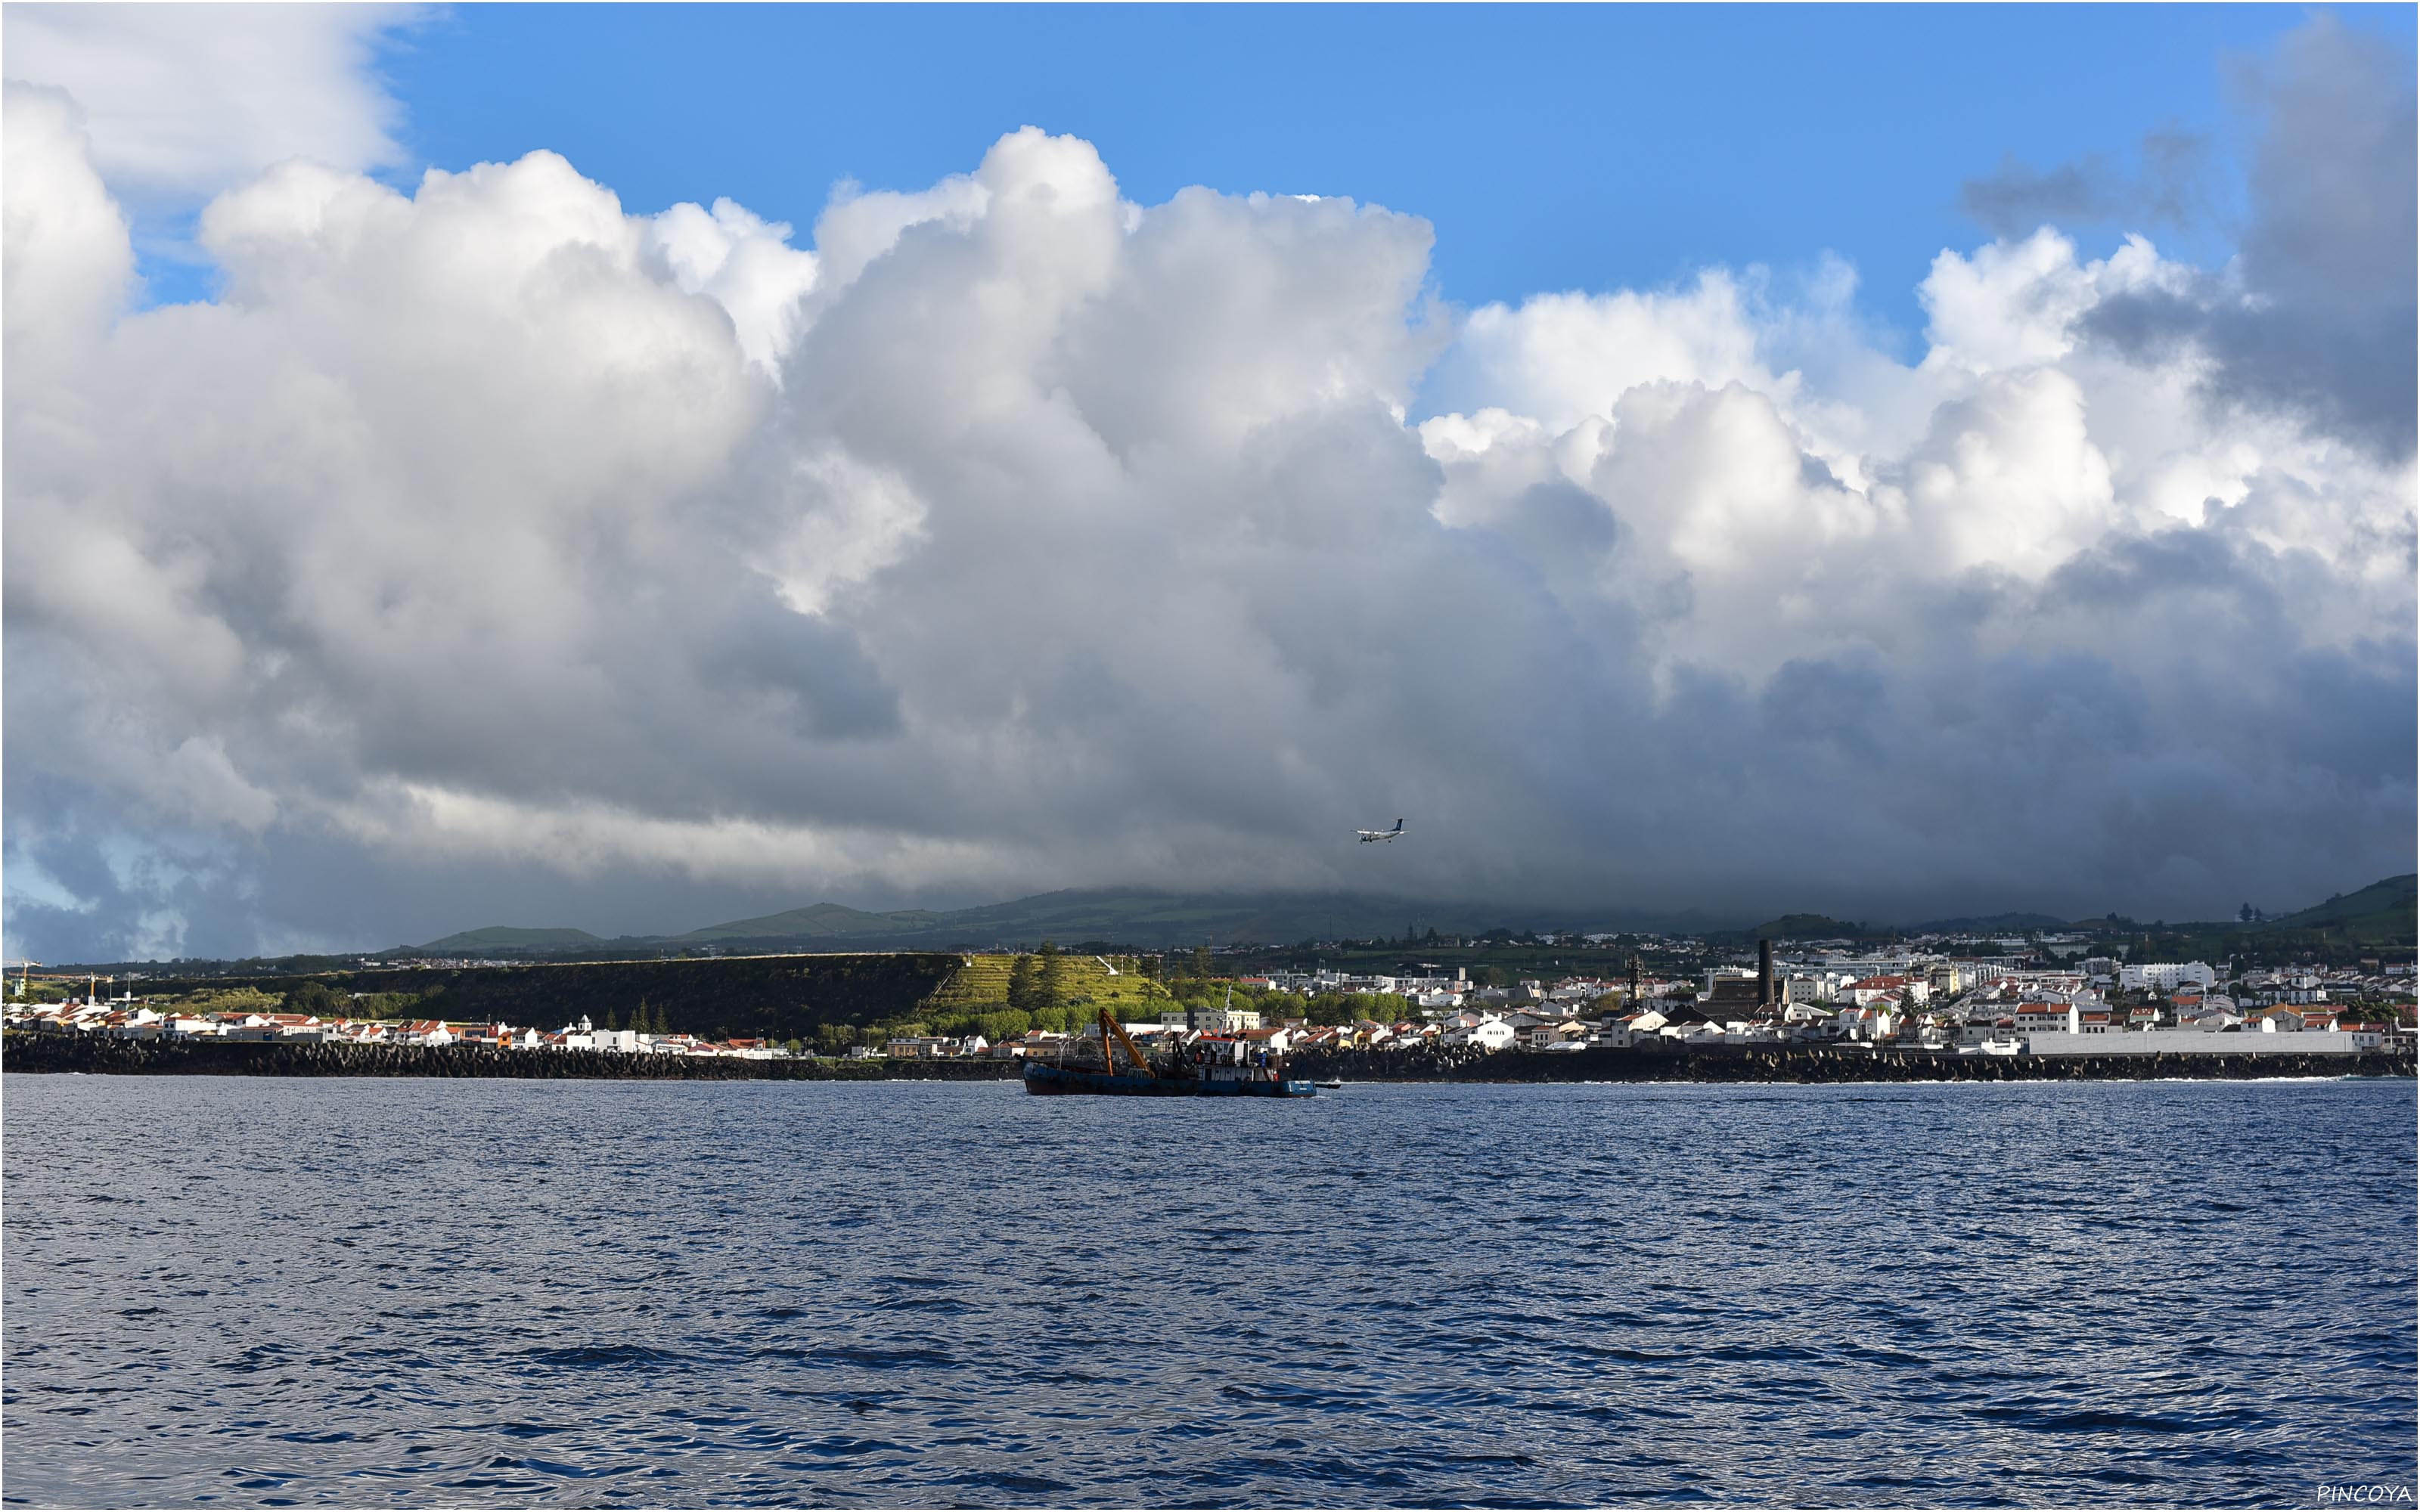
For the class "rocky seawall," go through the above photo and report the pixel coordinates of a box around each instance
[0,1034,1020,1081]
[1289,1043,2418,1083]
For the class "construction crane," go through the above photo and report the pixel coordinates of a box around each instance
[1096,1005,1157,1078]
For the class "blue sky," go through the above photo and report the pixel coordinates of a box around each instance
[346,5,2406,342]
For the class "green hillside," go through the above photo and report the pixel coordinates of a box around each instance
[923,952,1177,1012]
[2261,875,2415,944]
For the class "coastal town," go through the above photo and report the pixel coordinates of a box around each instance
[9,937,2411,1065]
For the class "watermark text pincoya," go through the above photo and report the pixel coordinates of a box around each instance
[2318,1485,2414,1505]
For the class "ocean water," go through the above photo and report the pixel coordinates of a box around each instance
[4,1074,2413,1507]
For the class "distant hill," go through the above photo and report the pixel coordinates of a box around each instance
[401,874,2418,962]
[914,888,1513,949]
[420,925,607,953]
[405,888,1676,959]
[1907,912,2072,934]
[1751,914,1869,940]
[675,902,947,943]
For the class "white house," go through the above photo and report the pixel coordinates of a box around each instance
[2011,1004,2069,1036]
[1841,975,1930,1008]
[1525,1020,1589,1050]
[1443,1018,1516,1052]
[1193,1004,1263,1033]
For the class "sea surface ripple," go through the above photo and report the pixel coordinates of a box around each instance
[4,1074,2414,1507]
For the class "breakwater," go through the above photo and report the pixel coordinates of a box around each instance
[1289,1042,2418,1083]
[0,1034,1019,1081]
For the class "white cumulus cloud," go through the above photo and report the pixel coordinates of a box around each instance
[2,3,412,200]
[3,20,2412,961]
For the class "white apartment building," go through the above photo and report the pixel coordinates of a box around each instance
[2119,962,2216,993]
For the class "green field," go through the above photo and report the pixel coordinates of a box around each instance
[922,953,1177,1012]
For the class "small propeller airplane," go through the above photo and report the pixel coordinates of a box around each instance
[1355,819,1407,843]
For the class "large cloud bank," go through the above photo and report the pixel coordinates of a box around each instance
[5,20,2412,958]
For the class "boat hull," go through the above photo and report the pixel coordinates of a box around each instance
[1022,1062,1315,1097]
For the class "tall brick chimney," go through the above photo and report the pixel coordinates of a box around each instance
[1758,937,1775,1009]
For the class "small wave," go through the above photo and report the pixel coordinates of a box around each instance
[495,1455,642,1479]
[936,1468,1076,1494]
[1573,1344,1687,1364]
[520,1343,686,1369]
[776,1434,912,1462]
[872,1294,970,1315]
[808,1345,957,1370]
[1705,1342,1825,1363]
[1974,1405,2252,1434]
[491,1422,570,1439]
